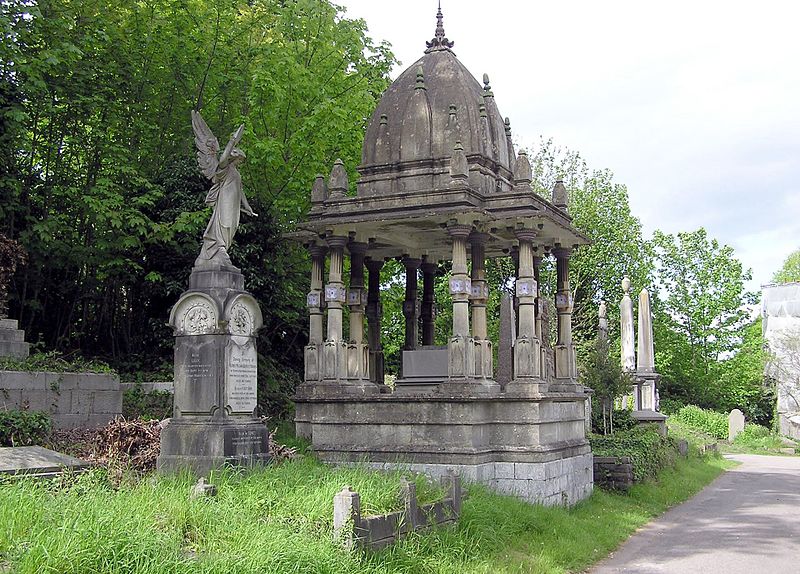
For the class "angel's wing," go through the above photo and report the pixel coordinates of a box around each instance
[191,110,220,180]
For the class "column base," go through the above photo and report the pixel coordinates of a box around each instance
[504,377,548,397]
[554,344,577,380]
[437,377,501,397]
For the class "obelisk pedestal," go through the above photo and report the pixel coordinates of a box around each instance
[157,263,270,474]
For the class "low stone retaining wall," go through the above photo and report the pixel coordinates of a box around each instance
[592,456,634,491]
[0,371,121,429]
[333,474,463,550]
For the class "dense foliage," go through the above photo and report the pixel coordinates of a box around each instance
[0,409,51,446]
[0,0,395,407]
[590,426,678,482]
[671,405,729,440]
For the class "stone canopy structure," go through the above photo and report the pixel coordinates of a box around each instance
[290,8,593,505]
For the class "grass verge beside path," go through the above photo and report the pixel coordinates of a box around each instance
[0,454,730,574]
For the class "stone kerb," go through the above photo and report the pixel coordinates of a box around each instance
[0,370,121,429]
[333,474,463,550]
[728,408,745,442]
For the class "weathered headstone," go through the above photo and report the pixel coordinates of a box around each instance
[157,112,268,475]
[728,409,745,442]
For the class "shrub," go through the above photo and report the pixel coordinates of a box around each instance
[672,405,728,440]
[0,409,51,446]
[122,386,173,420]
[658,397,685,415]
[735,423,770,442]
[590,426,678,482]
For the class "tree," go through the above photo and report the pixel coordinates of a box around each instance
[652,228,756,403]
[581,334,632,434]
[1,0,396,397]
[773,248,800,284]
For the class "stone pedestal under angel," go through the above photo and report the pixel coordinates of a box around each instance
[191,110,257,267]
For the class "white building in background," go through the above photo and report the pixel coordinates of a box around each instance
[762,282,800,439]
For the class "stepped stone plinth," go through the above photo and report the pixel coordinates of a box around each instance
[0,319,30,360]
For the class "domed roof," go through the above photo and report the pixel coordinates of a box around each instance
[360,7,514,176]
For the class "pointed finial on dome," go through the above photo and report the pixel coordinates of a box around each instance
[482,73,493,97]
[328,159,348,199]
[425,2,455,53]
[504,117,512,137]
[552,178,568,211]
[415,66,426,90]
[311,174,328,203]
[450,141,468,181]
[513,150,532,186]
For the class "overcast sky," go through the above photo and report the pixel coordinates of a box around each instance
[339,0,800,293]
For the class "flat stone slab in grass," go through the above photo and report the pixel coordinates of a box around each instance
[0,446,91,477]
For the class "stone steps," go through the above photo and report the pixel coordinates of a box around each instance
[0,318,30,359]
[0,340,30,359]
[0,329,25,342]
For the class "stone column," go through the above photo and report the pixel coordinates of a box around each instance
[420,259,438,346]
[510,246,520,331]
[323,236,348,381]
[303,244,326,383]
[365,258,385,385]
[506,229,542,395]
[347,242,368,380]
[308,244,326,345]
[446,224,474,380]
[533,254,545,378]
[553,247,577,381]
[402,257,422,351]
[470,232,492,379]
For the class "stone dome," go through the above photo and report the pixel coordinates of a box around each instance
[360,9,514,177]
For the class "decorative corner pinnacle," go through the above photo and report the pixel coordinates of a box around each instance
[425,3,455,53]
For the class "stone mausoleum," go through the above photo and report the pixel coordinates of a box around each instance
[291,9,593,505]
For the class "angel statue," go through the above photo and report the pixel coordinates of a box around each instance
[191,110,257,267]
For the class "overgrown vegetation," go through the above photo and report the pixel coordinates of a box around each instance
[0,450,729,573]
[671,405,729,440]
[0,409,51,446]
[0,351,114,374]
[590,426,678,482]
[122,386,173,421]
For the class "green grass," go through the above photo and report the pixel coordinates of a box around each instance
[0,451,730,574]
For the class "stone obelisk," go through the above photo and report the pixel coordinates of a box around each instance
[619,277,636,408]
[157,112,269,474]
[637,288,656,408]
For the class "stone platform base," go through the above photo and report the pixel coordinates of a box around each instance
[361,454,593,507]
[157,418,270,475]
[296,387,593,506]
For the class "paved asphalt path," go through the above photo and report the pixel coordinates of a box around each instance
[589,454,800,574]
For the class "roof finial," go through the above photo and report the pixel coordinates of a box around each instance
[425,2,454,53]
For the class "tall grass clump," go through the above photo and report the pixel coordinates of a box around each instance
[673,405,728,439]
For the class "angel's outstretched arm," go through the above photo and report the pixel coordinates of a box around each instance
[219,124,245,167]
